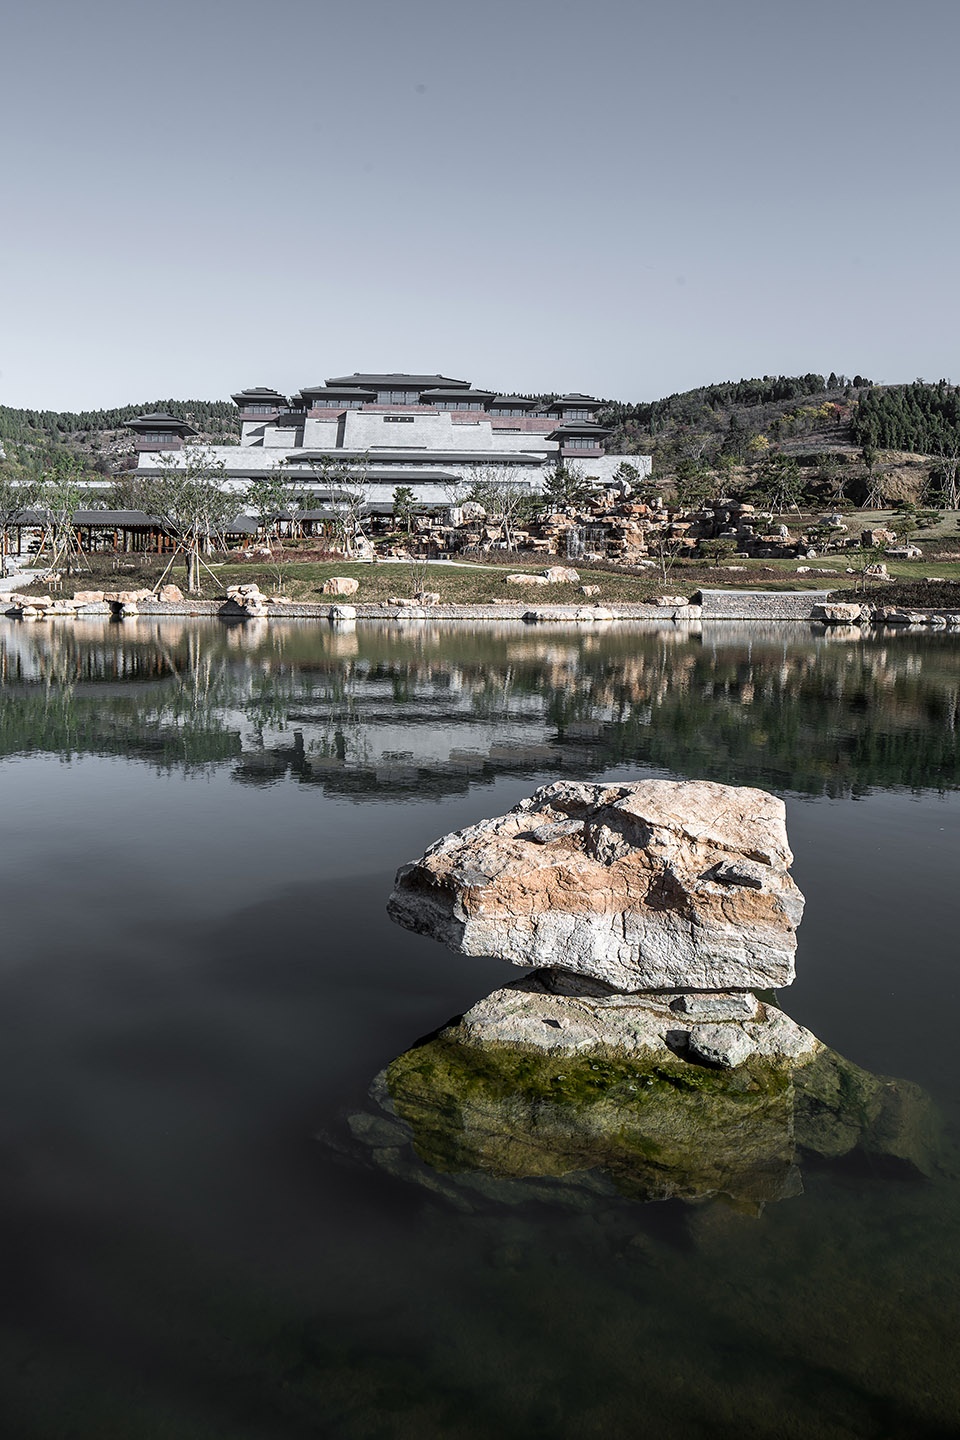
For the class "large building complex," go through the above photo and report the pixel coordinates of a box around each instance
[129,372,651,508]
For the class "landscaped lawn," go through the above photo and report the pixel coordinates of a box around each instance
[10,522,960,605]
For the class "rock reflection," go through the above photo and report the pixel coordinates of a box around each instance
[341,1023,944,1213]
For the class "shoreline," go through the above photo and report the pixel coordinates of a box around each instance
[4,588,960,627]
[3,590,828,622]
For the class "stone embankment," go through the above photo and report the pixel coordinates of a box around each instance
[5,580,959,627]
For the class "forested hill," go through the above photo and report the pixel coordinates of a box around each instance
[0,398,239,467]
[853,382,960,455]
[597,372,874,457]
[594,371,960,508]
[4,375,960,510]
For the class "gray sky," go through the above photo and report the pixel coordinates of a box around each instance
[2,0,957,409]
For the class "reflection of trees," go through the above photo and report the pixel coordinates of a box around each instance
[0,623,241,769]
[2,620,959,795]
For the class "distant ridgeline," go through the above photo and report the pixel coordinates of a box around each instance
[6,375,960,501]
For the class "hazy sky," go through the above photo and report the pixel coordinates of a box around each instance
[2,0,958,409]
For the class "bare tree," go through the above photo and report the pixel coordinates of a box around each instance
[440,474,472,509]
[320,453,372,557]
[0,456,42,573]
[138,448,236,594]
[39,456,90,576]
[247,461,295,591]
[931,438,960,510]
[465,467,536,551]
[861,446,887,510]
[652,530,688,587]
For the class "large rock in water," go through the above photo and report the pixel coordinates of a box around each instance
[388,780,804,991]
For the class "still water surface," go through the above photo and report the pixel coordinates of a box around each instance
[0,617,958,1439]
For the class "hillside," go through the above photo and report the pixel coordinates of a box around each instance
[596,372,960,511]
[0,399,240,474]
[3,373,960,512]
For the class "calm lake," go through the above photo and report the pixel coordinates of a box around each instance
[0,616,958,1439]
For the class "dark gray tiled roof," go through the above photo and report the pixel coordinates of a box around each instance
[325,373,470,389]
[231,388,289,404]
[419,388,496,399]
[125,413,199,434]
[73,509,163,526]
[298,385,378,398]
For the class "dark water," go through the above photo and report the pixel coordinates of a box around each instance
[0,616,958,1439]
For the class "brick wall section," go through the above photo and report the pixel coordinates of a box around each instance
[696,589,830,620]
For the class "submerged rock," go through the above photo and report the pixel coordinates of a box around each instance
[388,779,804,991]
[333,1023,944,1211]
[367,779,948,1213]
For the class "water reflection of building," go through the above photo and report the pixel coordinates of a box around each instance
[2,620,959,798]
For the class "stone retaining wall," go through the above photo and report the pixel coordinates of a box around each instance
[9,590,956,628]
[696,589,830,620]
[112,601,703,622]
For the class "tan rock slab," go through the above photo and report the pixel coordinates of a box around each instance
[388,779,804,991]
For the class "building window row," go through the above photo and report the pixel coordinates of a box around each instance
[564,436,602,449]
[376,390,415,404]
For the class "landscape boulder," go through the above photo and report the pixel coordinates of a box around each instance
[105,589,154,604]
[544,566,580,584]
[158,584,184,603]
[862,529,897,548]
[8,593,51,609]
[322,576,360,597]
[812,602,866,624]
[506,573,549,586]
[447,969,817,1066]
[388,779,804,991]
[223,583,268,616]
[654,594,688,607]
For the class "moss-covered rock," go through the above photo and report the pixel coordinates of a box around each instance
[377,1028,945,1209]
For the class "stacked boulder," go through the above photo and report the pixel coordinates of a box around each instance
[224,583,269,617]
[388,779,815,1069]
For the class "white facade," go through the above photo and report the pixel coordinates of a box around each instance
[134,373,652,510]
